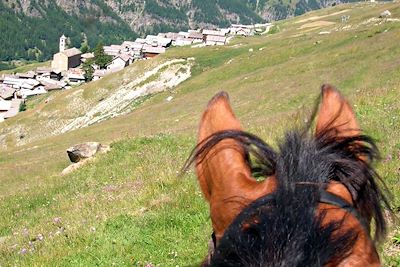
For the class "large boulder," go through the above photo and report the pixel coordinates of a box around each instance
[62,142,110,175]
[66,142,108,163]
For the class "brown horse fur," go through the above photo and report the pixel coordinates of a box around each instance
[185,85,391,266]
[196,91,277,242]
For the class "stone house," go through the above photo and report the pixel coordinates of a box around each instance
[67,68,85,84]
[36,68,62,81]
[205,35,227,46]
[202,29,226,37]
[81,52,95,63]
[104,45,122,56]
[0,86,16,100]
[93,69,108,81]
[188,32,204,43]
[175,37,193,46]
[3,99,23,119]
[106,54,132,72]
[142,45,166,58]
[0,98,22,120]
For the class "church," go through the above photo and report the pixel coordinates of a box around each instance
[51,35,82,71]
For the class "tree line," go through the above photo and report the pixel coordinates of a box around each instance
[0,2,137,62]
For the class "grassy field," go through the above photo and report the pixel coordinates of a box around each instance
[0,61,51,75]
[0,2,400,266]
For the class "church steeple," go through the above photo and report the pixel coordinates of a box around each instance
[59,34,67,52]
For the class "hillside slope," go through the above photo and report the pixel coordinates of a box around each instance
[0,2,399,266]
[1,0,355,61]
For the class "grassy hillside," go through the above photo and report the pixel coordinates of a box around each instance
[0,2,399,266]
[0,61,51,74]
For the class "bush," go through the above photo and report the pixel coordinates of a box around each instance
[19,101,27,112]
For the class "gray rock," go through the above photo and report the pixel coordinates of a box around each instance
[66,142,101,163]
[380,10,391,18]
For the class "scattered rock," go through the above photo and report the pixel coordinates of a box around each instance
[53,217,62,225]
[36,234,44,241]
[249,48,253,52]
[380,10,391,18]
[66,142,108,163]
[226,59,234,64]
[166,96,173,102]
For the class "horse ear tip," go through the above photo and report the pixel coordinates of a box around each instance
[215,91,230,100]
[321,84,344,99]
[321,84,335,93]
[208,91,230,106]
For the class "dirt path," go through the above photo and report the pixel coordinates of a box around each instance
[295,9,350,24]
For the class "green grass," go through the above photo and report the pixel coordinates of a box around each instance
[0,135,209,266]
[0,2,400,266]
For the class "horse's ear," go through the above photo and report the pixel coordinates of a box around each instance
[198,92,242,142]
[196,92,276,239]
[315,85,360,138]
[196,92,244,201]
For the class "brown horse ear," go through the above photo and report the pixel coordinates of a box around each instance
[315,85,360,138]
[198,91,242,142]
[196,92,276,239]
[196,91,244,200]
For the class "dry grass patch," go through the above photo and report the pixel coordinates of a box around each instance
[295,9,350,24]
[298,20,336,29]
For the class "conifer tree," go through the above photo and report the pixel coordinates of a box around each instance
[94,42,112,69]
[82,58,94,81]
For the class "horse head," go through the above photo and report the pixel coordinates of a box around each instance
[185,85,391,266]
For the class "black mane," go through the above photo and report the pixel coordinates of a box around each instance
[184,116,391,266]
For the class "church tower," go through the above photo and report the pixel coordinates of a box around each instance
[59,34,67,52]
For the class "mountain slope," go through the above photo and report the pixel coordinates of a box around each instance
[0,2,399,266]
[1,0,355,61]
[0,1,138,61]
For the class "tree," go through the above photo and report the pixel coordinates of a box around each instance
[82,58,94,81]
[93,42,112,69]
[80,42,90,54]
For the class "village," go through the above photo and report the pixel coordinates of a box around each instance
[0,23,271,122]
